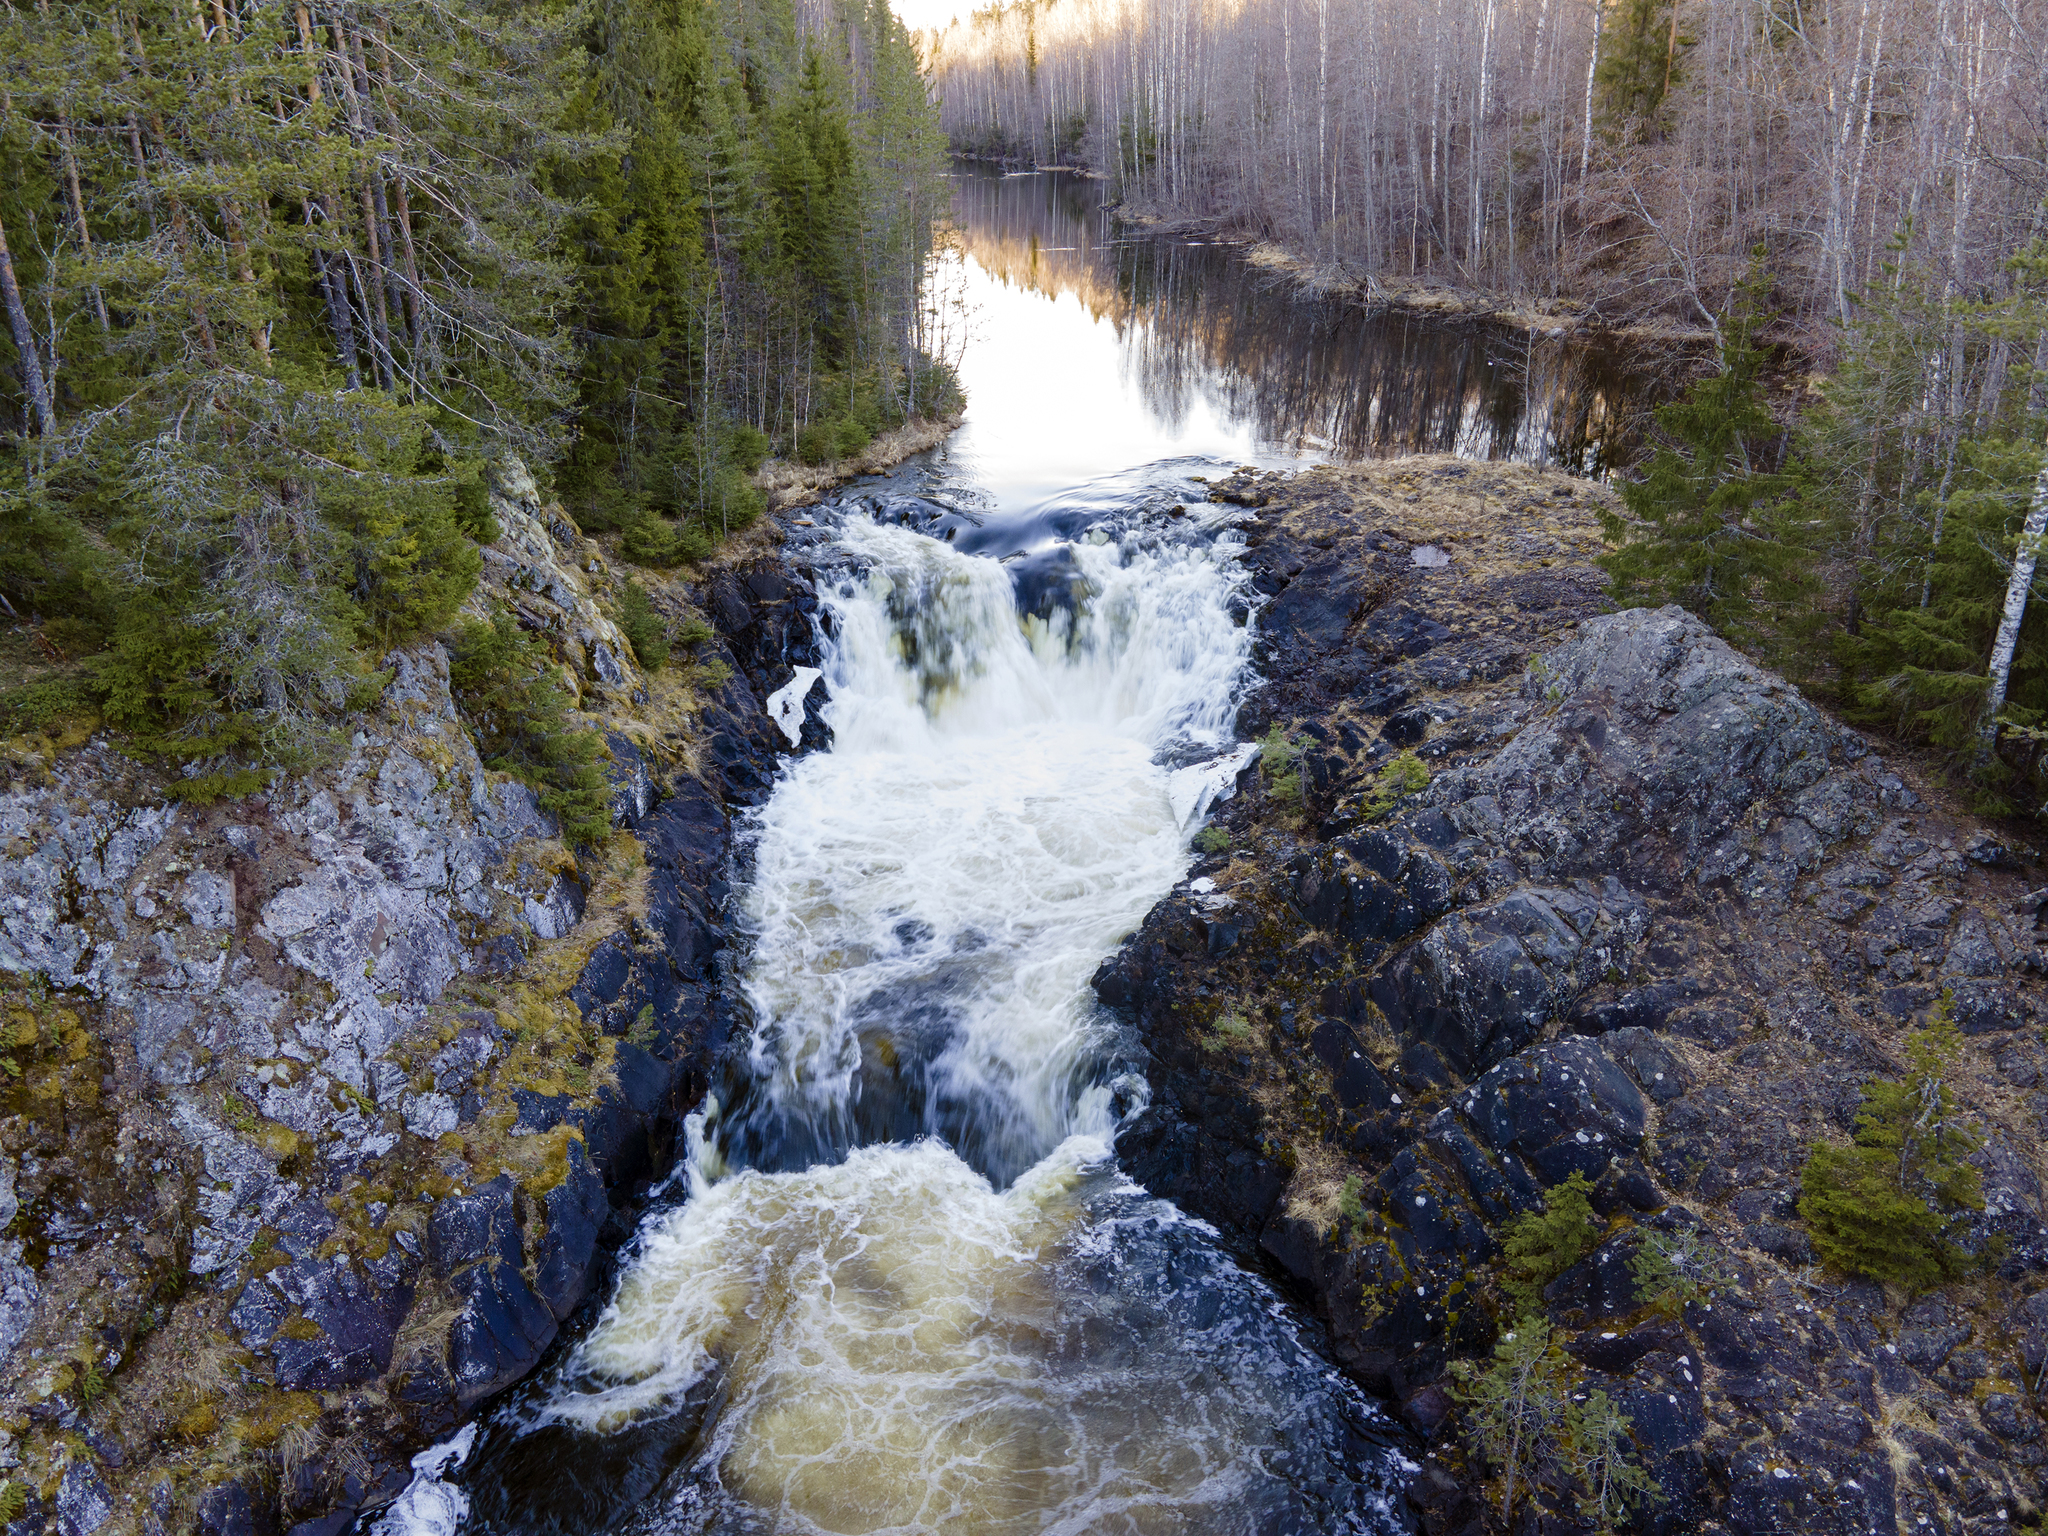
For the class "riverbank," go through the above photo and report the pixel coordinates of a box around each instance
[752,411,964,514]
[1114,205,1719,354]
[0,466,844,1535]
[1095,455,2048,1535]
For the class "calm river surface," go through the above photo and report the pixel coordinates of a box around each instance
[376,167,1656,1536]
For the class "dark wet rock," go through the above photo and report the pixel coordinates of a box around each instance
[534,1139,610,1320]
[1369,883,1648,1076]
[196,1480,275,1536]
[446,1257,559,1408]
[427,1176,524,1277]
[1104,463,2048,1536]
[1457,1036,1648,1183]
[267,1256,416,1390]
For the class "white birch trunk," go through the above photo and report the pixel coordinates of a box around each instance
[1977,443,2048,761]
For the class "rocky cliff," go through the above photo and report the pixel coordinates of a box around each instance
[1096,457,2048,1536]
[0,468,828,1536]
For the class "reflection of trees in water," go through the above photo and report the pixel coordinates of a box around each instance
[951,165,1673,474]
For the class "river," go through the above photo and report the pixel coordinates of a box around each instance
[375,166,1654,1536]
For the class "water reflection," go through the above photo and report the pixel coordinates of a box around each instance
[941,162,1676,489]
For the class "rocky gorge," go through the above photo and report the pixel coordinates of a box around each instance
[1,446,2045,1536]
[1099,457,2048,1536]
[0,464,834,1536]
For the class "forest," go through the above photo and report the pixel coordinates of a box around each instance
[929,0,2048,814]
[0,0,950,786]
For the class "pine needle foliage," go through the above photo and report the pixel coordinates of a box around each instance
[1501,1170,1602,1312]
[615,583,670,672]
[1798,998,1985,1290]
[1258,725,1302,810]
[0,0,950,794]
[1598,268,1805,645]
[1452,1317,1661,1529]
[446,614,613,847]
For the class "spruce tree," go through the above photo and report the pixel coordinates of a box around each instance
[1798,998,1985,1290]
[1598,272,1805,645]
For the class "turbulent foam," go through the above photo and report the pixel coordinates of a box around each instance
[455,509,1408,1536]
[728,517,1252,1180]
[540,1139,1399,1536]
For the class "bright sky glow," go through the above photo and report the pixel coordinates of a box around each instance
[889,0,965,33]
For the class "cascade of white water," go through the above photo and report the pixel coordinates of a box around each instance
[411,509,1405,1536]
[728,517,1252,1178]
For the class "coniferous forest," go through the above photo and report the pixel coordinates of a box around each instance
[0,0,950,785]
[929,0,2048,815]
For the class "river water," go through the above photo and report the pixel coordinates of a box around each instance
[383,167,1652,1536]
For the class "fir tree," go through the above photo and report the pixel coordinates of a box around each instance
[1598,271,1805,645]
[1500,1170,1601,1312]
[1798,997,1986,1290]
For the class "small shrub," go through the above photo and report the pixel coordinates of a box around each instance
[1204,1011,1253,1051]
[677,614,716,648]
[1629,1224,1728,1316]
[1194,826,1231,854]
[1259,725,1302,811]
[0,1479,24,1522]
[450,467,502,544]
[832,417,872,458]
[620,513,715,568]
[796,421,837,465]
[615,582,669,672]
[1798,997,1984,1289]
[727,424,772,474]
[446,613,613,848]
[1568,1387,1664,1532]
[1452,1317,1660,1530]
[1360,749,1431,820]
[1337,1173,1368,1227]
[1501,1170,1601,1312]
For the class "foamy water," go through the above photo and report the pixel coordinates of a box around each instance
[406,505,1409,1536]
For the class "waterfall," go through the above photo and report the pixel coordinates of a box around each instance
[405,508,1410,1536]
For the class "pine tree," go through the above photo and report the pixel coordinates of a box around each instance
[1838,239,2048,808]
[1593,0,1688,132]
[1798,998,1986,1290]
[1598,271,1805,645]
[1500,1171,1602,1312]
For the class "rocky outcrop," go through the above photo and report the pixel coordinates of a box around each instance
[0,470,829,1534]
[1100,458,2048,1536]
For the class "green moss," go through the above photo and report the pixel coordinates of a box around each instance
[0,679,99,738]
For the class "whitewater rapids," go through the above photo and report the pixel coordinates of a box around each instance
[399,504,1410,1536]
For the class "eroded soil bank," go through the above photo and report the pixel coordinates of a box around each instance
[1098,455,2048,1536]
